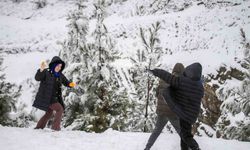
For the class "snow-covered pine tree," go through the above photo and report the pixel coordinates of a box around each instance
[59,0,89,129]
[217,28,250,141]
[241,28,250,118]
[130,22,163,132]
[60,0,131,132]
[83,0,131,132]
[0,52,21,126]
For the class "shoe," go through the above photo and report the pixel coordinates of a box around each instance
[51,127,61,131]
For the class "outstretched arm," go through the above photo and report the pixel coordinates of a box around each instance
[150,69,180,88]
[61,74,75,88]
[61,74,71,88]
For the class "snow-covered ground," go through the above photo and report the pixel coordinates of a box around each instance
[0,0,250,147]
[0,126,249,150]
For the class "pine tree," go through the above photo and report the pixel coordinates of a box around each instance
[59,0,89,129]
[217,28,250,141]
[0,52,21,126]
[130,22,163,132]
[60,0,131,132]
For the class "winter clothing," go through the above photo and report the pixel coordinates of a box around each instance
[33,56,71,131]
[150,62,204,150]
[69,82,76,88]
[150,63,204,124]
[49,56,65,73]
[33,56,71,111]
[145,115,181,150]
[145,63,185,150]
[156,63,185,116]
[179,118,199,150]
[156,80,174,116]
[35,102,64,131]
[50,77,64,105]
[51,63,61,78]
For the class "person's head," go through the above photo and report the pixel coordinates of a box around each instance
[49,56,65,73]
[172,63,185,77]
[54,64,62,72]
[183,62,202,81]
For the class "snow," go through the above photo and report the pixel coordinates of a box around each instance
[0,0,75,53]
[0,126,249,150]
[2,51,57,84]
[0,15,67,51]
[104,2,248,75]
[1,1,249,76]
[0,0,250,145]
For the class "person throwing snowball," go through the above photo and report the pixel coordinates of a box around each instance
[147,62,204,150]
[33,56,76,131]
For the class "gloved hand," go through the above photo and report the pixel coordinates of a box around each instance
[69,82,76,88]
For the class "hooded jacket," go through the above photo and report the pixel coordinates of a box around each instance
[156,63,184,116]
[33,56,71,111]
[152,63,204,124]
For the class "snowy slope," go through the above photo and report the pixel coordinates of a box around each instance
[105,2,250,74]
[0,0,75,53]
[0,0,250,134]
[0,126,249,150]
[0,0,75,115]
[2,1,249,81]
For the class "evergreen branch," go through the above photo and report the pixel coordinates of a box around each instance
[140,28,150,50]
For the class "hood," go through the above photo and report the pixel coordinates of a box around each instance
[49,56,65,72]
[172,63,185,76]
[183,62,202,81]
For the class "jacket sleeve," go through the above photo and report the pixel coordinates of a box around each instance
[35,69,46,81]
[151,69,180,88]
[61,74,71,88]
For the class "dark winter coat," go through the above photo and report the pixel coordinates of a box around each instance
[151,63,204,124]
[33,56,71,111]
[156,80,174,116]
[156,63,185,116]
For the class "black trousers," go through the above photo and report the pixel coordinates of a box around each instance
[180,119,199,150]
[145,115,180,149]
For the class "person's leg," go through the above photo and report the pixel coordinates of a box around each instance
[145,115,168,150]
[168,116,189,150]
[179,119,200,150]
[49,102,63,131]
[35,109,53,129]
[181,139,190,150]
[47,114,55,128]
[168,116,180,134]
